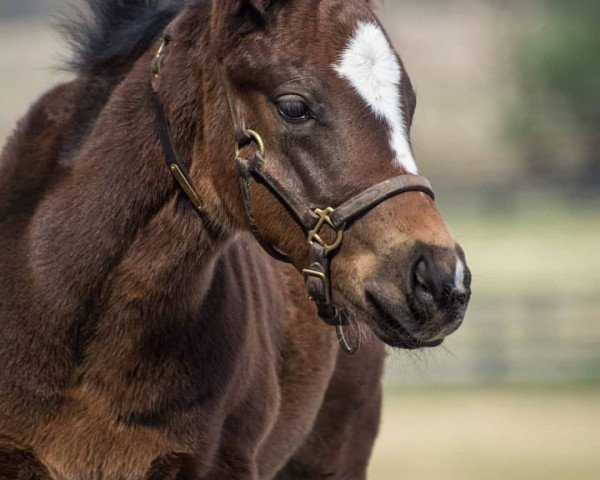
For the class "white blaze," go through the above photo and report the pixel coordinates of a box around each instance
[455,257,467,294]
[333,21,418,174]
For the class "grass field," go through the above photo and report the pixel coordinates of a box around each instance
[370,385,600,480]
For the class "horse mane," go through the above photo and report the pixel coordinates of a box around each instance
[59,0,188,72]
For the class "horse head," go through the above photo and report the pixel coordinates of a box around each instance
[153,0,471,350]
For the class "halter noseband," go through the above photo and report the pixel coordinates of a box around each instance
[151,37,435,354]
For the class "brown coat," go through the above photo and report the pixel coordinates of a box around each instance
[0,69,384,480]
[0,0,471,478]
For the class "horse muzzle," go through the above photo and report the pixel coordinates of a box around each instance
[364,243,471,349]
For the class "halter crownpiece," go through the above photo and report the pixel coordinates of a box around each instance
[150,36,435,355]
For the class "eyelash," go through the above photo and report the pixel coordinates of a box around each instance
[276,100,316,123]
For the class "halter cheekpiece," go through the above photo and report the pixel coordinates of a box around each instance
[150,36,435,355]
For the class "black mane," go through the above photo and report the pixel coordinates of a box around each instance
[60,0,187,72]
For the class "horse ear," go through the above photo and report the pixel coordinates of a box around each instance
[210,0,276,55]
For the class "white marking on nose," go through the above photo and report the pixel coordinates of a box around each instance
[333,21,418,174]
[454,257,467,294]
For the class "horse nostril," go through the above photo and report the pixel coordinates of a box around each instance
[412,259,434,304]
[405,248,471,334]
[415,284,434,304]
[414,259,428,287]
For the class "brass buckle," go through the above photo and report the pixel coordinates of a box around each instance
[307,207,345,255]
[235,129,266,160]
[302,268,331,305]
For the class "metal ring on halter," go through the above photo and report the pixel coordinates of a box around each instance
[235,129,266,159]
[336,324,360,355]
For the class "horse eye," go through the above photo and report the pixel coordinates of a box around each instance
[276,99,313,123]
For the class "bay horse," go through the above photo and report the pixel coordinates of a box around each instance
[0,0,471,478]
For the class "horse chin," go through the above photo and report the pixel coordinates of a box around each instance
[372,324,446,350]
[339,297,447,350]
[360,286,466,350]
[367,310,446,350]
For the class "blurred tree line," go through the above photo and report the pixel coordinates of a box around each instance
[510,0,599,191]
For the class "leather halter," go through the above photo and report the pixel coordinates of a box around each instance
[150,37,435,354]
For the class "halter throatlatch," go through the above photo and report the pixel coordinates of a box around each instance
[150,36,435,355]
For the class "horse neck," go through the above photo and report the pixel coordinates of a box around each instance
[28,46,235,330]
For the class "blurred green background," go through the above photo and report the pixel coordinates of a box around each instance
[1,1,599,479]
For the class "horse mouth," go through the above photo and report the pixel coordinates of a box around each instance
[376,317,445,350]
[364,289,448,350]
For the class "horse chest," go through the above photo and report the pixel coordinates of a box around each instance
[30,307,282,480]
[1,238,288,479]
